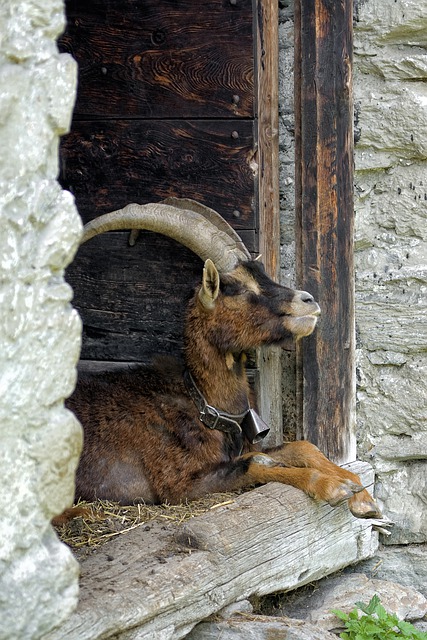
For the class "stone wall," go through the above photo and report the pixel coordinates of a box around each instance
[0,1,83,638]
[353,0,427,544]
[278,0,426,545]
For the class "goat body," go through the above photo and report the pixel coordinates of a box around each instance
[68,259,380,519]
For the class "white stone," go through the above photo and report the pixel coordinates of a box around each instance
[354,77,427,167]
[355,0,427,48]
[374,433,427,461]
[374,462,427,544]
[354,0,427,545]
[0,0,82,638]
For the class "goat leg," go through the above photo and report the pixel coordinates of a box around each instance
[262,441,382,519]
[241,452,363,508]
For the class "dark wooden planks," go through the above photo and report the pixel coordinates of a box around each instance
[295,0,355,463]
[60,119,257,230]
[58,0,254,119]
[59,0,282,439]
[67,232,203,362]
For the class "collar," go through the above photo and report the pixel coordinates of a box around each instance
[183,369,248,438]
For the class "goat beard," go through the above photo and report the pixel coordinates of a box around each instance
[283,314,319,339]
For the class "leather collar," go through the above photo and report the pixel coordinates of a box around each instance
[183,369,248,438]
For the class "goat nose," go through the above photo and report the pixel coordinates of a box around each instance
[301,292,314,303]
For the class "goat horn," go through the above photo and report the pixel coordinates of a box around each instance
[81,201,251,273]
[161,198,250,259]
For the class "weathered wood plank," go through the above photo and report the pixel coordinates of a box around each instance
[255,0,282,446]
[47,463,378,640]
[58,0,254,119]
[295,0,355,463]
[60,119,257,231]
[67,232,202,362]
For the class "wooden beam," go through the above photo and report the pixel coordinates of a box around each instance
[295,0,355,463]
[256,0,282,446]
[47,463,377,640]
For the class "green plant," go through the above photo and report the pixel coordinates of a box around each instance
[332,594,427,640]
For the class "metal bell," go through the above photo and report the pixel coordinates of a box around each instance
[241,409,270,444]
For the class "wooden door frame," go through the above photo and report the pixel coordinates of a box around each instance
[295,0,355,463]
[256,0,283,446]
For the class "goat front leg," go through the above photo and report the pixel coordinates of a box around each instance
[264,441,381,519]
[236,452,363,509]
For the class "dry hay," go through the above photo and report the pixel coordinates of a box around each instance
[54,493,237,556]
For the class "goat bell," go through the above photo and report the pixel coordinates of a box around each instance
[241,409,270,444]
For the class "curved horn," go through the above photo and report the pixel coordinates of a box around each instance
[81,201,251,273]
[161,197,250,260]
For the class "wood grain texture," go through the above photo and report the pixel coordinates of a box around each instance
[66,232,203,362]
[255,0,282,446]
[46,463,377,640]
[295,0,355,464]
[58,0,254,119]
[256,0,280,280]
[60,119,257,231]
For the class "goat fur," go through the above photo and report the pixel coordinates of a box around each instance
[66,259,381,520]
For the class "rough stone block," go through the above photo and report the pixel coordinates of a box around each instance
[355,0,427,48]
[0,0,83,638]
[356,353,427,436]
[374,433,427,462]
[355,164,427,251]
[271,572,427,632]
[344,544,427,597]
[186,617,338,640]
[354,77,427,167]
[374,462,427,544]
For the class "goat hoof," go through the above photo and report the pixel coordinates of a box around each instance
[344,479,365,493]
[327,479,363,507]
[349,491,382,519]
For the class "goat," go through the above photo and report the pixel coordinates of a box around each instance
[66,200,381,519]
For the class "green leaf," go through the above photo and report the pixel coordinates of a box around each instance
[332,595,427,640]
[397,620,414,635]
[375,602,389,621]
[333,608,351,622]
[356,595,381,616]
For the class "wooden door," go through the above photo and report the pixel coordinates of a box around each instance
[58,0,281,441]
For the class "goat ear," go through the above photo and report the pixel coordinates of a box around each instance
[199,259,220,310]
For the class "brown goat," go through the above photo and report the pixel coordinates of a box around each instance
[67,257,380,519]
